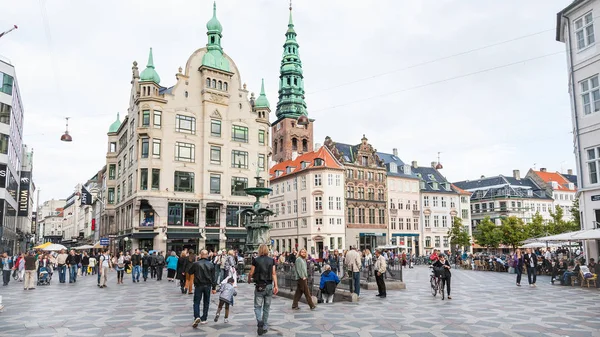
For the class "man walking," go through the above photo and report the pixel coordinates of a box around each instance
[99,249,112,288]
[150,251,157,279]
[524,248,538,287]
[156,251,165,281]
[374,250,387,298]
[189,250,217,327]
[23,251,37,290]
[249,244,278,336]
[142,251,151,281]
[66,250,78,283]
[131,249,142,283]
[57,249,68,283]
[291,248,316,310]
[1,252,12,286]
[344,246,362,297]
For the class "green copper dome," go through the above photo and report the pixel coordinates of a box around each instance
[206,1,222,34]
[108,112,121,133]
[140,48,161,84]
[254,79,270,109]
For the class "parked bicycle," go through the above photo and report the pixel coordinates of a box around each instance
[429,266,442,298]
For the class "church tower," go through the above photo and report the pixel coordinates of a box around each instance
[271,4,314,163]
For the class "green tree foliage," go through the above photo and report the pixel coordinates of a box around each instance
[472,216,501,249]
[527,212,546,238]
[547,205,580,235]
[570,198,581,229]
[447,217,471,252]
[500,216,529,249]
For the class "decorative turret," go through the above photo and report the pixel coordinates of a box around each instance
[139,48,161,84]
[108,112,121,133]
[202,1,230,72]
[275,4,307,120]
[254,79,270,109]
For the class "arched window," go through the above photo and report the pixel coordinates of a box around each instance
[286,78,291,85]
[206,78,211,87]
[274,142,278,154]
[211,36,215,44]
[212,79,216,88]
[292,138,298,151]
[223,82,228,91]
[279,139,283,153]
[293,78,298,86]
[218,81,222,90]
[302,139,308,152]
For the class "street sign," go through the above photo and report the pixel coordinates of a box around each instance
[100,238,109,246]
[591,195,600,202]
[270,239,274,245]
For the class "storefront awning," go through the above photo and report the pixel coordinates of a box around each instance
[205,234,220,241]
[359,233,386,237]
[168,232,204,239]
[392,233,420,237]
[132,232,158,239]
[225,231,246,238]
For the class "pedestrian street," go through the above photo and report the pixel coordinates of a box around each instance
[0,266,599,337]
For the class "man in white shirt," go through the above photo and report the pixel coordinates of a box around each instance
[344,247,362,296]
[99,250,112,288]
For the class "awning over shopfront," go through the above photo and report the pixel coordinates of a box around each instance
[132,232,158,239]
[391,233,420,237]
[167,232,204,239]
[225,231,246,238]
[205,234,220,241]
[359,232,386,237]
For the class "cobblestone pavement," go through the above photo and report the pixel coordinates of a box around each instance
[0,266,599,337]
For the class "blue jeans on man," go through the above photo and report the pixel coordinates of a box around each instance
[132,265,141,282]
[69,265,77,283]
[254,283,273,331]
[193,285,212,322]
[352,271,360,296]
[58,265,67,283]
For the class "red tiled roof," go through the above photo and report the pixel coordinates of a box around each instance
[269,146,342,181]
[532,170,575,191]
[451,184,471,195]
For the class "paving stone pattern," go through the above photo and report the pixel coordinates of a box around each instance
[0,266,599,336]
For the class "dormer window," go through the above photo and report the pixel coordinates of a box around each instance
[432,182,439,190]
[420,181,425,189]
[301,161,308,169]
[286,166,293,174]
[390,162,397,173]
[445,182,451,191]
[568,182,575,190]
[428,174,436,181]
[275,170,282,177]
[314,158,324,167]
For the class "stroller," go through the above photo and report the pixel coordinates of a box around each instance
[37,267,51,286]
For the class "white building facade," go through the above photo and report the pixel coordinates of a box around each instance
[269,147,345,256]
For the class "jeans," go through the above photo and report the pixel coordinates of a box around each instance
[526,266,536,285]
[132,265,141,281]
[117,269,124,282]
[142,266,149,280]
[156,266,163,280]
[351,271,360,296]
[97,267,101,284]
[69,265,77,283]
[193,285,212,321]
[215,268,222,283]
[58,265,67,283]
[2,270,10,285]
[254,283,273,329]
[516,265,523,284]
[375,272,386,296]
[82,265,89,276]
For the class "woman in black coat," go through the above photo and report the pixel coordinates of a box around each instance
[433,254,452,300]
[176,250,188,294]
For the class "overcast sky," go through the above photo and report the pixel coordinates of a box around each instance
[0,0,574,203]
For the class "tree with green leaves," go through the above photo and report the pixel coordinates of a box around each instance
[527,212,546,238]
[500,216,529,249]
[547,205,580,234]
[570,198,581,229]
[472,216,501,249]
[447,217,471,253]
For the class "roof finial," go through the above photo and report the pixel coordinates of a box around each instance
[288,0,294,26]
[147,47,154,68]
[213,1,217,15]
[289,0,292,11]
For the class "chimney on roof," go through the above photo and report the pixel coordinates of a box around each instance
[513,169,520,180]
[314,143,321,151]
[431,161,437,168]
[480,175,485,179]
[291,151,298,161]
[540,168,547,172]
[567,169,573,175]
[411,161,417,168]
[392,148,398,156]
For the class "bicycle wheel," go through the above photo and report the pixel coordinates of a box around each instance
[430,275,437,296]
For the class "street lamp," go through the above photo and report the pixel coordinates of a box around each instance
[60,117,72,142]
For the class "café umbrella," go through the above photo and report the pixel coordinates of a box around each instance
[42,244,68,251]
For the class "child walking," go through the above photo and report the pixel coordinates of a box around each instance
[214,278,237,323]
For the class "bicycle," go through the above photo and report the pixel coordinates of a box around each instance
[429,266,442,298]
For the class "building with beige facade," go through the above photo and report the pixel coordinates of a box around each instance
[269,147,345,256]
[102,3,271,254]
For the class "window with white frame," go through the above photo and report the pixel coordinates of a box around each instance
[433,215,439,227]
[315,196,322,211]
[301,176,307,190]
[424,215,430,228]
[433,196,439,207]
[328,174,333,185]
[337,218,342,225]
[424,196,429,207]
[442,215,448,227]
[336,175,341,186]
[336,197,342,210]
[175,142,195,162]
[587,146,600,184]
[314,174,322,187]
[580,75,600,115]
[329,197,334,210]
[176,115,196,134]
[329,218,334,225]
[391,217,396,230]
[575,12,595,50]
[441,197,446,208]
[301,197,307,213]
[399,218,404,230]
[316,218,323,226]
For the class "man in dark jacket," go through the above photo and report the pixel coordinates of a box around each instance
[155,251,165,281]
[523,248,538,287]
[131,249,142,282]
[142,252,152,281]
[66,250,78,283]
[190,250,217,327]
[150,252,157,279]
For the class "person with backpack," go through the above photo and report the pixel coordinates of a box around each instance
[150,251,158,279]
[142,251,152,281]
[98,250,112,288]
[184,249,197,295]
[155,251,165,281]
[319,264,340,303]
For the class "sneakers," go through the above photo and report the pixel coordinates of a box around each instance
[447,296,452,299]
[224,318,229,323]
[192,318,201,328]
[200,321,208,325]
[258,322,265,336]
[214,313,220,322]
[291,307,300,310]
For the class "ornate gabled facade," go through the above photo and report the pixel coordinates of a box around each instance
[271,5,314,163]
[324,135,387,251]
[102,2,271,254]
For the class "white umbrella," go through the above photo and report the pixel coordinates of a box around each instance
[42,244,68,251]
[535,229,589,242]
[74,245,94,250]
[521,242,561,248]
[571,229,600,240]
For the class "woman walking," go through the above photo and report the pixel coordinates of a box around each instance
[115,252,125,284]
[514,249,524,286]
[184,249,196,295]
[176,249,188,293]
[433,254,452,300]
[166,251,179,282]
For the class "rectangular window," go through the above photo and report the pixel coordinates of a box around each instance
[587,147,600,184]
[127,174,133,196]
[358,208,365,223]
[152,139,161,158]
[434,215,439,228]
[443,236,449,248]
[176,115,196,134]
[336,197,342,210]
[435,236,440,247]
[210,146,221,164]
[424,196,429,207]
[406,218,411,230]
[175,142,195,162]
[328,197,334,210]
[329,218,334,225]
[442,215,448,227]
[391,217,396,230]
[142,110,150,126]
[151,169,160,190]
[293,200,298,213]
[231,150,248,169]
[153,111,161,128]
[0,103,10,124]
[336,175,341,186]
[348,207,355,223]
[0,72,14,95]
[414,218,419,231]
[140,168,148,190]
[441,197,447,208]
[358,187,365,199]
[231,177,248,196]
[108,188,115,204]
[301,219,307,228]
[110,142,117,153]
[210,174,221,194]
[315,196,322,210]
[108,164,116,180]
[232,125,248,142]
[314,174,322,186]
[258,130,265,145]
[301,197,307,213]
[369,209,375,224]
[328,174,333,186]
[258,154,265,171]
[0,133,8,154]
[433,196,439,207]
[378,209,385,224]
[316,218,323,226]
[462,209,469,219]
[174,171,194,192]
[399,218,404,230]
[575,12,595,50]
[301,176,306,189]
[580,75,600,115]
[141,138,149,158]
[168,203,183,226]
[211,119,221,137]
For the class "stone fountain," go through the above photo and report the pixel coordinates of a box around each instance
[238,175,273,254]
